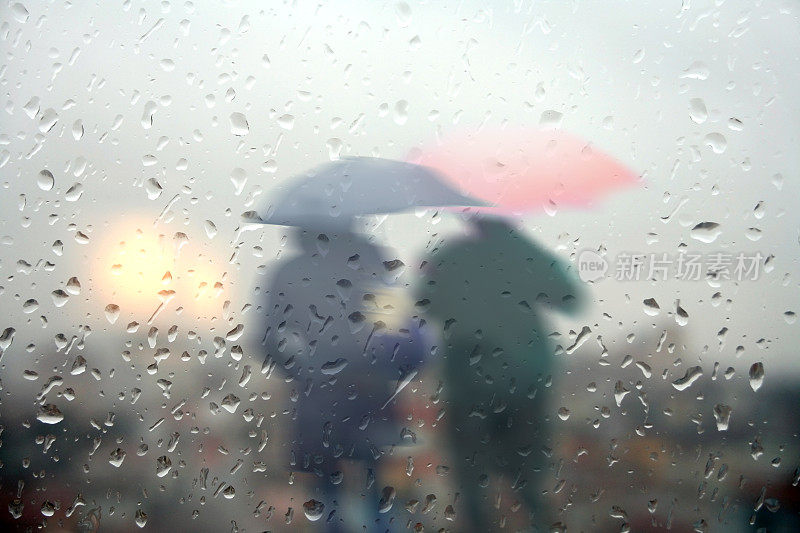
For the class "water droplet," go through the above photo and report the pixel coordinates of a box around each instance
[672,366,703,391]
[378,486,396,513]
[421,493,437,513]
[203,220,218,239]
[704,132,727,154]
[394,100,409,125]
[675,302,689,326]
[728,117,743,131]
[321,358,349,375]
[614,381,629,406]
[51,289,69,307]
[713,403,732,431]
[226,324,244,341]
[39,108,59,133]
[109,448,126,467]
[145,178,163,200]
[8,500,22,519]
[71,355,87,375]
[1,327,16,353]
[65,182,84,201]
[690,222,721,243]
[230,112,249,135]
[395,2,412,27]
[230,168,247,196]
[221,394,241,413]
[37,170,55,191]
[749,362,764,391]
[72,119,84,140]
[681,61,709,80]
[156,455,172,477]
[636,361,652,379]
[643,298,660,316]
[326,138,342,160]
[23,96,39,118]
[689,98,708,124]
[745,227,762,241]
[40,501,56,517]
[105,304,120,324]
[277,113,295,130]
[65,277,81,295]
[135,509,148,528]
[37,404,64,424]
[539,110,563,127]
[11,3,30,23]
[302,499,325,521]
[22,299,39,314]
[141,101,157,129]
[238,15,250,33]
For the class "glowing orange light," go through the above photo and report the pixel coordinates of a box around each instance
[94,223,226,323]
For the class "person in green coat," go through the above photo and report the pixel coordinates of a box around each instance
[415,214,585,531]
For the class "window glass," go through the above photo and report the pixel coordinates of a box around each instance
[1,1,798,531]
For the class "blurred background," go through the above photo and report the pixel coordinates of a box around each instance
[0,0,798,531]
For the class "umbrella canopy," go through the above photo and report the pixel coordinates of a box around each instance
[410,128,639,214]
[257,156,487,227]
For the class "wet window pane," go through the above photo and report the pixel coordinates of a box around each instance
[1,1,798,531]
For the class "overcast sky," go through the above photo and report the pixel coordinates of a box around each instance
[1,0,798,372]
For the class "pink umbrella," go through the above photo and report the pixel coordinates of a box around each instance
[408,128,639,214]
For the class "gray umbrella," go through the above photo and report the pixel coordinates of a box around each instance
[252,157,487,227]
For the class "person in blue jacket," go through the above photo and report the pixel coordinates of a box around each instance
[261,221,426,530]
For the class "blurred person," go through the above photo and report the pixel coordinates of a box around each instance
[260,222,426,530]
[415,214,585,531]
